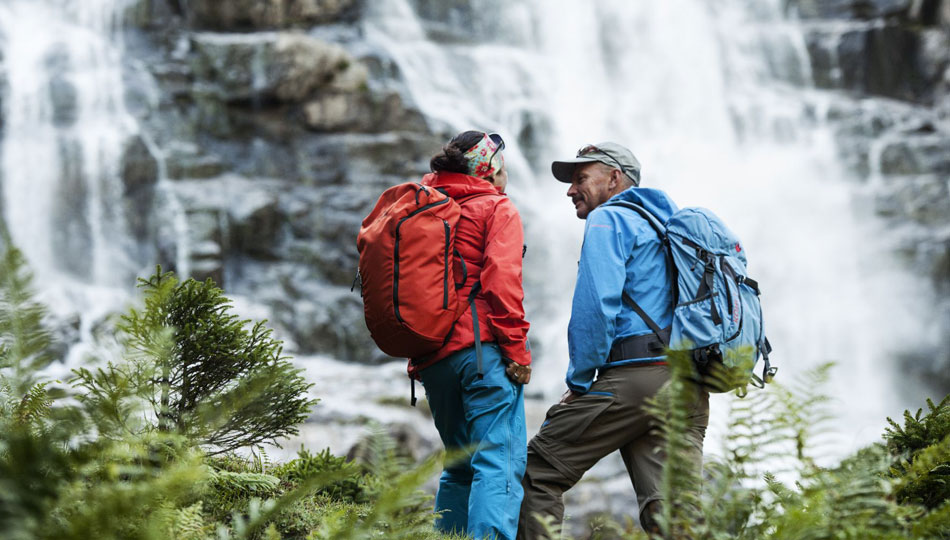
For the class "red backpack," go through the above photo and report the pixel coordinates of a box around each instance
[356,183,468,358]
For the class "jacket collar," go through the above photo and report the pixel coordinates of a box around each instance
[421,171,502,199]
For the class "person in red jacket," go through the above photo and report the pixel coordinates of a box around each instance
[411,130,531,540]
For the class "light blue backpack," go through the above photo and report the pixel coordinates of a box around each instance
[609,201,776,393]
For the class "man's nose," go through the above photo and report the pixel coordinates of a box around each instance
[566,184,576,197]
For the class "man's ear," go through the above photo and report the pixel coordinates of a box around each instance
[609,168,623,191]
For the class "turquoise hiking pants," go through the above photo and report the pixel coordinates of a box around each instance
[420,343,527,540]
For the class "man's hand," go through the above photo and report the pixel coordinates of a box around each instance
[505,361,531,384]
[560,389,581,404]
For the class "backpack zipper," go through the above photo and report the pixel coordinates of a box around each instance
[393,197,451,324]
[721,257,744,342]
[443,219,450,309]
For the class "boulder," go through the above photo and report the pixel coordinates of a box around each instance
[124,0,183,29]
[824,97,938,177]
[302,89,427,133]
[271,33,360,101]
[347,422,439,464]
[191,32,363,103]
[185,0,359,31]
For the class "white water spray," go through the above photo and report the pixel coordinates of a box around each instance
[0,0,138,289]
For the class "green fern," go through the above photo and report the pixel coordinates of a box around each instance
[0,227,58,400]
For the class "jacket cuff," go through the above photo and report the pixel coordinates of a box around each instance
[501,341,531,366]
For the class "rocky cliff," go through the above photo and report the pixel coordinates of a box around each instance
[789,0,950,389]
[121,0,444,364]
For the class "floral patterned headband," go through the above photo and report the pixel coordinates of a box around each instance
[463,133,505,179]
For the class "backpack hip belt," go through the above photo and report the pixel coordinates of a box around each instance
[607,327,671,363]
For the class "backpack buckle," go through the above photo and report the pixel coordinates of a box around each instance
[763,365,778,384]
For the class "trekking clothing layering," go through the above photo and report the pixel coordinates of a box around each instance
[567,187,678,393]
[518,365,707,539]
[410,164,530,540]
[408,171,532,377]
[518,166,709,538]
[421,344,526,540]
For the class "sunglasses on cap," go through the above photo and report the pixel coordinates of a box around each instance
[577,144,626,173]
[488,133,505,166]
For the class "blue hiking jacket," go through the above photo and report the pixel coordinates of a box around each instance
[566,187,678,393]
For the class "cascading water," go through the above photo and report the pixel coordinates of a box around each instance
[0,0,162,374]
[362,0,930,457]
[0,0,138,284]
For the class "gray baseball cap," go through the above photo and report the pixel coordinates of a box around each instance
[551,142,641,186]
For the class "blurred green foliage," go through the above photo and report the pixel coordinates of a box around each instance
[2,232,949,539]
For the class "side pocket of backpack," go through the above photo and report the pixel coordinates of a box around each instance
[671,292,721,349]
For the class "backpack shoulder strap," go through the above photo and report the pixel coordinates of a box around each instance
[604,200,678,345]
[605,200,667,239]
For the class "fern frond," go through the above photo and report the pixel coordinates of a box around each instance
[0,231,58,397]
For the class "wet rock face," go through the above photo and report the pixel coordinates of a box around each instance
[804,23,946,103]
[798,0,950,105]
[794,0,950,387]
[185,0,360,31]
[790,0,913,19]
[190,32,367,103]
[120,135,160,241]
[119,0,443,361]
[879,134,950,176]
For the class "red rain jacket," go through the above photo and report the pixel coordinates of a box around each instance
[408,171,532,377]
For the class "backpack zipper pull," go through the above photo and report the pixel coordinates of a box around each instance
[351,270,362,292]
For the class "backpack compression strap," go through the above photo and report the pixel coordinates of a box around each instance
[468,281,485,378]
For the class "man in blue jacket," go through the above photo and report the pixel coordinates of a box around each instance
[517,143,709,539]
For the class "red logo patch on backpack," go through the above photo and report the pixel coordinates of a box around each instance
[357,183,466,358]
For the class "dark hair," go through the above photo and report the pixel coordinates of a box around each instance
[429,130,485,173]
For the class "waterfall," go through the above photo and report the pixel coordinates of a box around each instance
[362,0,928,455]
[0,0,180,381]
[0,0,933,467]
[0,0,139,291]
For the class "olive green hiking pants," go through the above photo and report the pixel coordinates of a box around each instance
[517,364,708,539]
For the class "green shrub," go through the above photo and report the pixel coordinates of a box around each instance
[73,268,317,455]
[885,395,950,510]
[274,448,368,504]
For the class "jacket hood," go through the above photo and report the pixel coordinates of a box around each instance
[421,172,502,198]
[607,187,678,222]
